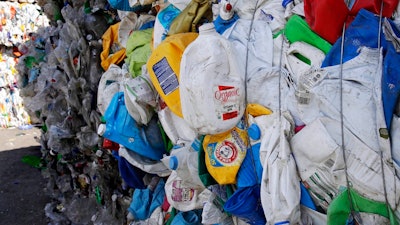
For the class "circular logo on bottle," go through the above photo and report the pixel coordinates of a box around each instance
[215,140,238,164]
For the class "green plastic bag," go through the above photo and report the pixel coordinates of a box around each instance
[125,28,153,77]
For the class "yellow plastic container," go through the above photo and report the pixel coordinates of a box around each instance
[203,120,248,185]
[147,32,198,118]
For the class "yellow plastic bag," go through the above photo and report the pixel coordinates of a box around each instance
[167,0,212,36]
[100,22,126,71]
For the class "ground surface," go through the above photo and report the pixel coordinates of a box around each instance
[0,126,50,225]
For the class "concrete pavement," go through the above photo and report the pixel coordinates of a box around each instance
[0,127,50,225]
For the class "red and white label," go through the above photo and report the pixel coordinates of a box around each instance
[215,86,240,103]
[214,85,240,121]
[215,140,238,164]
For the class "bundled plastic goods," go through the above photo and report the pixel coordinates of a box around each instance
[11,0,400,224]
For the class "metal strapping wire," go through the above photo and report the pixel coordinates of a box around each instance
[243,0,262,181]
[339,0,358,223]
[376,0,392,218]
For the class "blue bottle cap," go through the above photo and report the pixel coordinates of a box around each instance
[282,0,293,8]
[169,156,179,170]
[248,124,261,140]
[275,221,290,225]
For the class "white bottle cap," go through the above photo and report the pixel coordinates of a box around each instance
[97,124,106,136]
[96,149,103,157]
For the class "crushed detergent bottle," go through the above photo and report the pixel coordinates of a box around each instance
[180,23,245,135]
[202,119,248,185]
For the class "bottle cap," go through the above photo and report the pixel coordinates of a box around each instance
[282,0,293,8]
[275,221,290,225]
[248,123,261,140]
[169,156,179,170]
[97,124,106,136]
[220,1,234,20]
[49,149,58,156]
[96,149,103,157]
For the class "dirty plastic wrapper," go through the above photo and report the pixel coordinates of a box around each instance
[100,22,126,71]
[97,64,129,115]
[167,0,213,36]
[157,105,198,145]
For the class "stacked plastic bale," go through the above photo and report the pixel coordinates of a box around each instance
[16,0,400,225]
[94,0,400,224]
[14,0,138,224]
[0,2,47,47]
[0,1,48,127]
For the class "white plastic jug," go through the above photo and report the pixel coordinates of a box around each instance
[180,23,245,135]
[157,101,198,145]
[391,114,400,175]
[164,170,207,212]
[168,143,204,187]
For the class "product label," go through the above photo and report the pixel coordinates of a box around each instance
[214,85,240,121]
[153,57,179,95]
[215,140,238,163]
[171,180,195,202]
[158,4,180,27]
[205,127,247,167]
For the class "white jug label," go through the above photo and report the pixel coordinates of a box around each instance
[214,85,240,121]
[171,180,195,202]
[152,57,179,95]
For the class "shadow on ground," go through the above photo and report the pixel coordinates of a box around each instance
[0,145,50,225]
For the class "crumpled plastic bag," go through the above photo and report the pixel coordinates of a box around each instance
[100,22,126,71]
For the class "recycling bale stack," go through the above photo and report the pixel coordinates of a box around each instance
[15,0,132,224]
[0,1,47,127]
[15,0,400,224]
